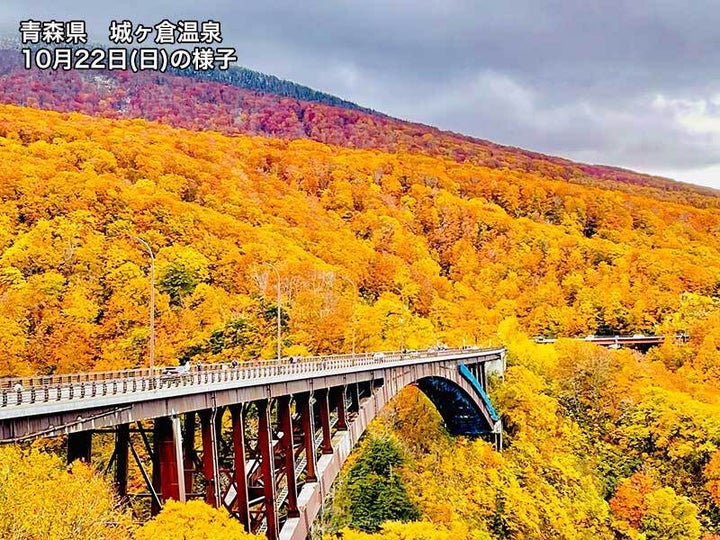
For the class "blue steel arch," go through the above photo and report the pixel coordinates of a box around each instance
[414,371,497,437]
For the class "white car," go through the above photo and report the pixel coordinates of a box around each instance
[161,363,190,379]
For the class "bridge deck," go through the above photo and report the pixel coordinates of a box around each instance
[0,347,505,441]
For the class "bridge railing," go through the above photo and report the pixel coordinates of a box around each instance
[0,347,477,390]
[0,347,502,408]
[0,352,394,390]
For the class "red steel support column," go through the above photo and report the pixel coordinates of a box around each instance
[200,410,220,507]
[278,395,299,518]
[114,424,129,500]
[171,416,186,502]
[296,392,317,482]
[333,387,348,431]
[231,404,251,532]
[151,423,161,516]
[258,399,279,540]
[155,416,182,503]
[67,430,92,464]
[316,389,333,454]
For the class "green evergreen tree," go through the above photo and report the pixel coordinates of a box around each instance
[344,435,421,532]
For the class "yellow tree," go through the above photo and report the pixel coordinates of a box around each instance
[134,500,261,540]
[0,446,133,540]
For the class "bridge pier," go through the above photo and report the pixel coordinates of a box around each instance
[114,423,129,500]
[172,416,186,502]
[231,404,251,531]
[296,392,317,482]
[278,395,299,518]
[67,430,92,464]
[200,409,221,508]
[183,412,196,497]
[153,416,185,506]
[258,399,279,540]
[332,387,348,431]
[315,389,333,455]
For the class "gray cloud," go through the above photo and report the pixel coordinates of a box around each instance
[3,1,720,187]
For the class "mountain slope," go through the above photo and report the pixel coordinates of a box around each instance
[1,103,720,376]
[3,74,720,538]
[168,64,375,113]
[0,48,717,210]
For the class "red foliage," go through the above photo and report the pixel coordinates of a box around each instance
[0,49,717,208]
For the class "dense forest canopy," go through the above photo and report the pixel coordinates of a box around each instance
[1,48,717,210]
[1,105,720,377]
[2,56,720,538]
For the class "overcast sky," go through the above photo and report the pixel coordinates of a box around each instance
[3,1,720,189]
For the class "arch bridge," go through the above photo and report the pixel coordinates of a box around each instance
[0,347,505,539]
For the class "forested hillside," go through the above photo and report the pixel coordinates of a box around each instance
[1,48,717,210]
[167,64,374,112]
[2,104,720,377]
[3,93,720,538]
[327,327,720,539]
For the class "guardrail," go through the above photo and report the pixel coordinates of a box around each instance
[0,347,502,409]
[0,352,378,391]
[533,335,671,345]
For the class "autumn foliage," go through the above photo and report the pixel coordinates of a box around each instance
[0,49,717,210]
[0,446,133,539]
[2,76,720,538]
[134,500,260,540]
[1,105,720,376]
